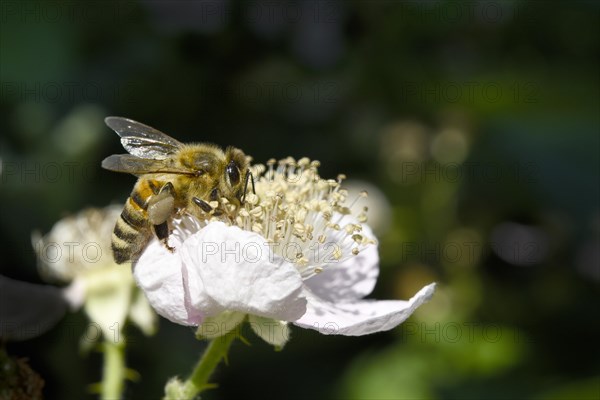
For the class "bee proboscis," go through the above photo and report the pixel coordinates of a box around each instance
[102,117,252,264]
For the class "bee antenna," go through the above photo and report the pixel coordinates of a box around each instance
[242,171,256,203]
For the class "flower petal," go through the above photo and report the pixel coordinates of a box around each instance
[248,315,290,349]
[62,277,86,310]
[294,283,436,336]
[134,237,207,326]
[304,222,379,302]
[181,222,307,321]
[128,287,158,336]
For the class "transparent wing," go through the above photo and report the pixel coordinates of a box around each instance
[105,116,183,160]
[102,154,198,175]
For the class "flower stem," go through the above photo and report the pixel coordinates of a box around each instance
[101,339,126,400]
[165,330,236,400]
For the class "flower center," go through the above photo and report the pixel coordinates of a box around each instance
[222,157,376,279]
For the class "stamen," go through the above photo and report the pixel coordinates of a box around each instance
[206,157,375,276]
[348,190,368,209]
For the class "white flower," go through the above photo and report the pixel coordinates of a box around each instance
[33,206,157,341]
[134,158,435,346]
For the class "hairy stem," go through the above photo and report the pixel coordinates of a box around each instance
[164,330,236,400]
[101,339,126,400]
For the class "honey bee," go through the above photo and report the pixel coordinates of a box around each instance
[102,117,252,264]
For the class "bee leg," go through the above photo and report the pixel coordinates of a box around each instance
[209,189,226,216]
[153,222,174,252]
[193,197,213,213]
[159,182,174,195]
[148,183,175,251]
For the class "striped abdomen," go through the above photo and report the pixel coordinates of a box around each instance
[112,178,161,264]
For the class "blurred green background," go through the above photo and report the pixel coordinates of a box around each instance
[1,1,598,399]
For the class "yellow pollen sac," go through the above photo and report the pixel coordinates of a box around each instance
[294,222,306,235]
[305,199,318,211]
[298,157,310,167]
[297,257,309,267]
[316,199,328,210]
[336,206,352,215]
[333,246,342,260]
[252,223,263,233]
[352,234,363,243]
[280,205,290,216]
[316,180,329,191]
[251,164,266,176]
[318,234,326,244]
[331,192,344,202]
[249,207,263,218]
[239,208,250,218]
[352,248,360,255]
[295,208,308,222]
[245,193,259,205]
[314,267,323,274]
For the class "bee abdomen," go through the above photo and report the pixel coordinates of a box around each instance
[114,215,140,241]
[111,200,151,264]
[111,178,163,264]
[131,191,149,210]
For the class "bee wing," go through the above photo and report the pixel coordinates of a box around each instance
[105,116,183,160]
[102,154,197,175]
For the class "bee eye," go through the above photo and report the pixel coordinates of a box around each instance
[226,161,240,186]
